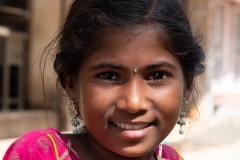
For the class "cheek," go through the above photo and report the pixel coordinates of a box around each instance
[78,85,110,125]
[162,100,181,123]
[157,85,184,123]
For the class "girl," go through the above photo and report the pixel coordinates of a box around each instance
[3,0,205,159]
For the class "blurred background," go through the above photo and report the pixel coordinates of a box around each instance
[0,0,240,159]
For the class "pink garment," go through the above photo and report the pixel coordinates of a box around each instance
[3,128,183,160]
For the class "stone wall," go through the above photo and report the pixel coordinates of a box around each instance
[0,111,58,139]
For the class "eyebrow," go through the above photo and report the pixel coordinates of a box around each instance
[88,63,126,71]
[145,61,177,70]
[88,61,176,72]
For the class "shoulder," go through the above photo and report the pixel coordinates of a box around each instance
[5,128,62,150]
[155,144,184,160]
[3,128,64,160]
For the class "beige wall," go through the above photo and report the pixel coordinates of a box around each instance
[184,0,215,119]
[185,0,240,117]
[0,111,58,139]
[0,0,73,139]
[28,0,71,109]
[27,0,73,132]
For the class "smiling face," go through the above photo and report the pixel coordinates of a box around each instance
[66,25,191,159]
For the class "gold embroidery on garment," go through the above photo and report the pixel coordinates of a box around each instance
[55,133,79,160]
[60,149,70,160]
[9,151,20,160]
[156,144,167,160]
[36,136,50,153]
[28,147,34,153]
[66,140,79,156]
[12,137,26,151]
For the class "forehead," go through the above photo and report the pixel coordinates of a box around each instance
[97,25,168,50]
[79,24,182,72]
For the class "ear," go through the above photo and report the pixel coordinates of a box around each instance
[185,82,193,100]
[65,75,78,102]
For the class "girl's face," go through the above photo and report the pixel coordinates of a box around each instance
[67,26,191,158]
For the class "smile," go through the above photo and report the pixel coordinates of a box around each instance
[112,122,148,130]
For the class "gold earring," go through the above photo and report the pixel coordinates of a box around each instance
[68,99,86,134]
[177,98,190,134]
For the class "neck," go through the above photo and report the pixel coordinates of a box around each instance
[85,133,157,160]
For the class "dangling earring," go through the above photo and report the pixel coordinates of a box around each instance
[177,98,190,135]
[67,99,86,134]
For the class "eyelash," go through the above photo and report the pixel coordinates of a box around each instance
[146,71,170,81]
[97,72,120,81]
[96,71,171,83]
[145,71,171,86]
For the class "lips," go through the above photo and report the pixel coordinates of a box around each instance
[112,122,149,130]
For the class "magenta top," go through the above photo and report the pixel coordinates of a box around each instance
[3,128,183,160]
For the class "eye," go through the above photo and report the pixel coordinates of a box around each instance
[147,72,168,81]
[98,72,120,81]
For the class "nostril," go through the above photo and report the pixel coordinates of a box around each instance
[116,88,149,113]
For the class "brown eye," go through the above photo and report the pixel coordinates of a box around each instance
[99,72,120,81]
[147,72,167,80]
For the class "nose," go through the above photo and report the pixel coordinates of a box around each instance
[116,79,149,114]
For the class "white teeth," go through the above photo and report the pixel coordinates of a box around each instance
[126,124,132,129]
[113,122,148,130]
[133,124,140,130]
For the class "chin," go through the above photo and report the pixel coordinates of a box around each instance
[115,144,156,158]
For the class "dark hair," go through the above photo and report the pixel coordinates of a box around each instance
[53,0,205,89]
